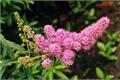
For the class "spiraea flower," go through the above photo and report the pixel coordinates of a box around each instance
[42,58,53,68]
[55,29,69,45]
[79,17,110,50]
[61,49,75,66]
[48,43,62,59]
[72,41,82,51]
[33,17,110,66]
[35,34,49,53]
[44,25,56,42]
[63,38,73,49]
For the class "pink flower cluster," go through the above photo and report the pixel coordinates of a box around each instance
[35,17,110,68]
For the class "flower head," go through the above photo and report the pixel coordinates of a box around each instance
[35,34,49,53]
[79,17,110,50]
[61,50,75,66]
[48,43,62,58]
[42,58,53,68]
[44,25,55,42]
[55,29,69,45]
[63,38,73,49]
[72,41,81,51]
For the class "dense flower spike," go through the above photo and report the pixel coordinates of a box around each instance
[34,17,110,66]
[44,25,55,42]
[41,58,53,68]
[80,17,110,50]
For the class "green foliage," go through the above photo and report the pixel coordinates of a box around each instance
[96,67,105,79]
[97,41,117,60]
[106,31,120,42]
[69,1,97,25]
[0,0,34,25]
[71,75,78,80]
[0,34,25,79]
[97,31,120,61]
[41,61,69,80]
[96,67,114,80]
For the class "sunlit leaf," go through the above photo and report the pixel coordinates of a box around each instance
[71,75,78,80]
[108,55,117,60]
[97,42,105,51]
[96,67,105,79]
[55,65,67,70]
[55,70,68,80]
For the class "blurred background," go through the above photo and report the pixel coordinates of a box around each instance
[0,0,120,79]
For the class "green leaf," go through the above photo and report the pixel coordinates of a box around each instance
[55,70,68,80]
[66,22,72,32]
[71,75,78,80]
[48,71,53,80]
[99,51,106,57]
[55,65,67,70]
[0,17,5,24]
[88,8,95,17]
[32,68,39,75]
[0,34,25,52]
[112,32,120,40]
[96,67,105,79]
[0,60,14,78]
[29,21,37,26]
[108,55,117,60]
[97,42,105,51]
[26,68,34,80]
[105,75,114,80]
[112,47,117,53]
[105,41,112,50]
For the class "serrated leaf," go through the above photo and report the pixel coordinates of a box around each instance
[55,70,68,80]
[97,42,105,51]
[96,67,105,79]
[55,65,67,70]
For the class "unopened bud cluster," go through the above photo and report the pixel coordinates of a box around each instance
[17,56,35,67]
[14,12,35,50]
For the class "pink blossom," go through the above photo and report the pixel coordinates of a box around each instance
[41,55,47,61]
[61,50,75,66]
[72,41,81,51]
[69,32,81,42]
[79,17,110,50]
[44,25,56,42]
[48,43,62,59]
[42,58,53,68]
[35,34,49,53]
[44,25,55,36]
[63,38,73,49]
[54,29,69,45]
